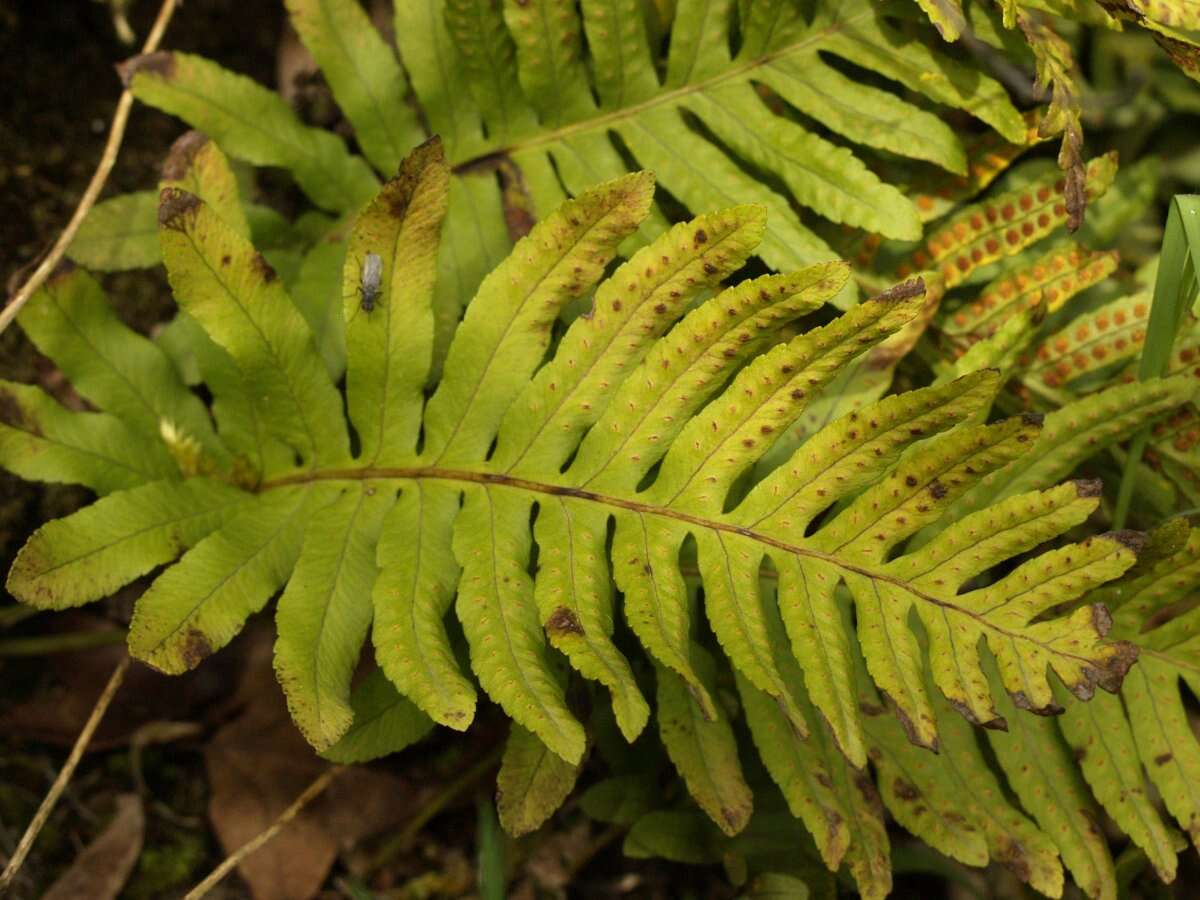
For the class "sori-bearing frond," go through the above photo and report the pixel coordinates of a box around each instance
[0,138,1162,896]
[99,0,1032,338]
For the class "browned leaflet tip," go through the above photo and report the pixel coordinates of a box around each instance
[47,258,78,283]
[1008,691,1064,716]
[870,276,926,304]
[883,690,939,753]
[393,134,446,181]
[1095,640,1139,693]
[161,131,209,181]
[1073,478,1104,498]
[414,133,444,156]
[158,187,201,228]
[1020,411,1045,427]
[116,50,175,88]
[948,697,1008,732]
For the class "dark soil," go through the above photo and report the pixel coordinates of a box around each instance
[0,0,286,574]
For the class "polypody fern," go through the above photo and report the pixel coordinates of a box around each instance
[1,137,1156,891]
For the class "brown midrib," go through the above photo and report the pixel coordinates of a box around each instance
[260,462,1116,668]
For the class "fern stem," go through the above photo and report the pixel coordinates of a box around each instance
[1113,195,1200,529]
[0,654,131,891]
[0,629,126,657]
[1113,431,1150,530]
[183,765,345,900]
[0,0,179,335]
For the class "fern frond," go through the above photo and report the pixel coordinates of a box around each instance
[121,0,1030,310]
[160,131,252,238]
[3,166,1151,858]
[67,192,160,271]
[933,376,1197,523]
[159,188,350,471]
[657,647,753,837]
[917,153,1117,289]
[862,679,1065,896]
[343,138,448,463]
[274,482,395,749]
[983,655,1117,900]
[0,380,174,493]
[321,668,435,765]
[497,723,583,836]
[8,479,250,609]
[128,485,314,673]
[1028,292,1152,389]
[1055,683,1180,882]
[1106,527,1200,852]
[284,0,423,174]
[17,267,227,471]
[942,243,1118,339]
[118,53,379,214]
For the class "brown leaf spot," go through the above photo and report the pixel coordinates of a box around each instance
[893,779,921,802]
[157,187,201,230]
[1155,752,1174,766]
[1107,530,1147,554]
[181,628,213,669]
[545,606,585,637]
[251,252,278,283]
[929,480,948,500]
[694,228,708,245]
[1091,604,1113,638]
[995,836,1032,882]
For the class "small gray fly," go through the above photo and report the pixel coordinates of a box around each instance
[359,252,383,312]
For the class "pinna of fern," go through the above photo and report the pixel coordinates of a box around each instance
[2,129,1155,827]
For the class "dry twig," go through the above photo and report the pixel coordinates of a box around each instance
[183,766,346,900]
[0,655,132,890]
[0,0,180,335]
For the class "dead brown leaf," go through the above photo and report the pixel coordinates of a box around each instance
[40,793,144,900]
[0,612,239,748]
[204,630,411,900]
